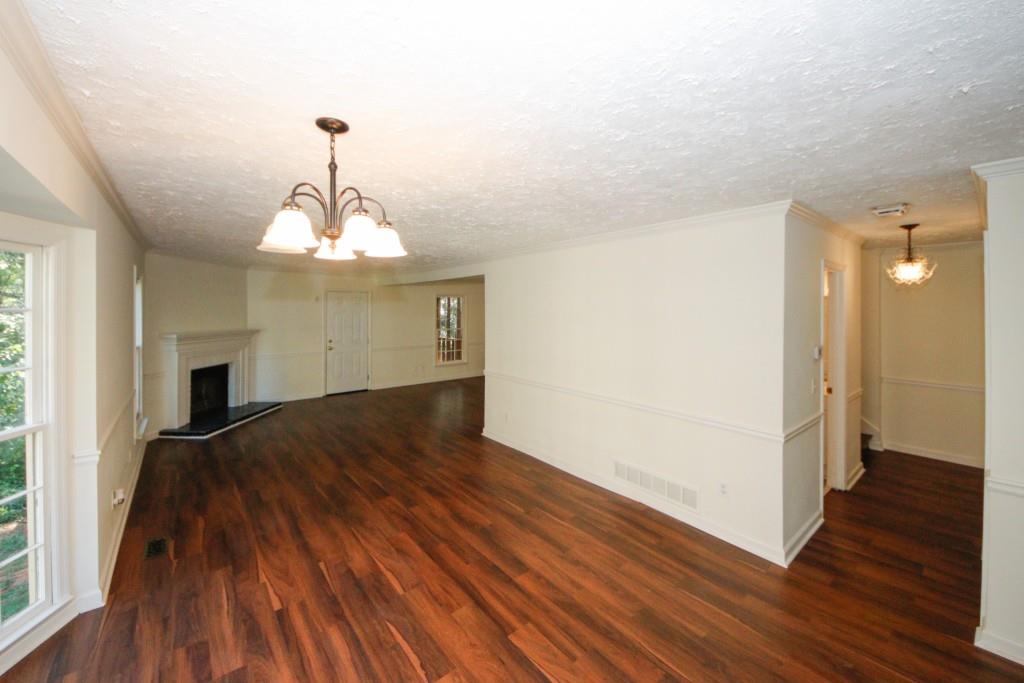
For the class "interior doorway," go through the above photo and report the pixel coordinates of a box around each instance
[822,263,847,495]
[324,291,370,394]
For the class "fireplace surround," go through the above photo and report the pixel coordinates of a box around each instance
[158,329,280,438]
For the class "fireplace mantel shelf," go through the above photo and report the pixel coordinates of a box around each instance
[161,329,259,347]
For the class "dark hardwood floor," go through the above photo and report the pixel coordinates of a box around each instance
[5,377,1021,681]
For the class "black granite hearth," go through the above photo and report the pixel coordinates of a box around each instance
[158,402,282,439]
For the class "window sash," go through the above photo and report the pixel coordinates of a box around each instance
[435,296,465,364]
[0,242,50,631]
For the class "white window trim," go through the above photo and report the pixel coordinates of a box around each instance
[0,218,73,666]
[0,240,53,639]
[435,294,467,366]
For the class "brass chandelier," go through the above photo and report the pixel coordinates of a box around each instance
[886,223,936,286]
[256,117,406,260]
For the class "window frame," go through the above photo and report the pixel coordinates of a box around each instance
[435,295,466,366]
[132,269,146,440]
[0,240,53,636]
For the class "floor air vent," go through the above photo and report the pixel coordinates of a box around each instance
[144,537,168,558]
[614,461,698,510]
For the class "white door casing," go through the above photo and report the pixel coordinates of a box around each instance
[325,292,369,394]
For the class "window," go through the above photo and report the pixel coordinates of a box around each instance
[0,242,49,629]
[435,295,464,364]
[133,270,144,437]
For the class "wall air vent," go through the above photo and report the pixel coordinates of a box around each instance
[871,203,909,217]
[614,461,698,511]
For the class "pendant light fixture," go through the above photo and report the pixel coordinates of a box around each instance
[886,223,936,286]
[257,117,406,260]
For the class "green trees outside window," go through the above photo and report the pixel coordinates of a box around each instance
[0,250,32,621]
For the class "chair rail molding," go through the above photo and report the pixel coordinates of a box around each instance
[882,376,984,393]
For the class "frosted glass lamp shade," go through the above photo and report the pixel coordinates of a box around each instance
[266,205,318,249]
[886,256,936,285]
[342,211,378,252]
[257,225,307,253]
[314,236,357,260]
[365,225,407,258]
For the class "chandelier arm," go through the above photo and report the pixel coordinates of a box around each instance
[334,189,367,225]
[287,182,329,213]
[338,195,387,224]
[360,197,388,222]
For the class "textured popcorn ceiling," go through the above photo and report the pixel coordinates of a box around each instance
[22,0,1024,271]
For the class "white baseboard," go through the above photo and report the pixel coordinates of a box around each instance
[481,428,789,567]
[845,462,866,490]
[74,588,103,612]
[976,627,1024,665]
[783,512,824,566]
[98,439,148,601]
[884,441,983,469]
[0,598,77,676]
[371,372,483,391]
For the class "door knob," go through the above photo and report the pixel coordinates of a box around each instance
[825,387,833,395]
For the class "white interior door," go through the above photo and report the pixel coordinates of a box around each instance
[325,291,369,394]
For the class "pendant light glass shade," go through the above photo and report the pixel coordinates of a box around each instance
[266,205,318,249]
[257,225,307,253]
[314,235,357,260]
[885,223,936,286]
[365,222,408,258]
[342,210,378,252]
[886,256,936,285]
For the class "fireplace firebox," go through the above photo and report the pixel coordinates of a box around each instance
[190,364,229,419]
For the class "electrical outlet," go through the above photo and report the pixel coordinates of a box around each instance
[719,482,728,496]
[111,488,126,509]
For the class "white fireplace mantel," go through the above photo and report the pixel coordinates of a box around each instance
[161,329,259,428]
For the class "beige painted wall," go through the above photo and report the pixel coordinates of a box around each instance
[861,241,985,467]
[246,268,374,401]
[372,279,485,389]
[142,252,249,432]
[245,268,487,402]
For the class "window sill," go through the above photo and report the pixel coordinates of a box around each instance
[436,360,468,367]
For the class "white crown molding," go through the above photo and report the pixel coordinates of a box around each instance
[0,1,147,247]
[972,157,1024,181]
[382,200,799,285]
[786,201,865,245]
[971,157,1024,230]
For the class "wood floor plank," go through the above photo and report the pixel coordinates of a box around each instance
[3,378,1022,682]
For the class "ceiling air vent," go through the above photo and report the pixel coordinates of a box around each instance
[871,203,909,217]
